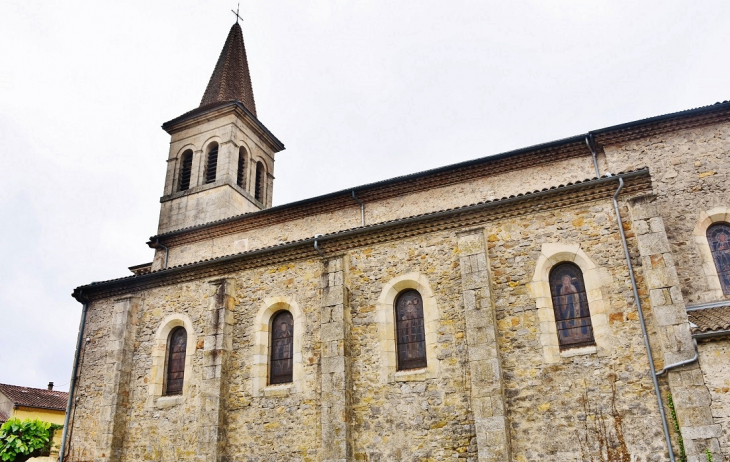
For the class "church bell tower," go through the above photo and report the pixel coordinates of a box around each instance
[156,21,284,235]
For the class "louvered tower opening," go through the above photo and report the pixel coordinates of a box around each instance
[255,162,265,202]
[205,144,218,184]
[179,150,193,191]
[237,148,246,188]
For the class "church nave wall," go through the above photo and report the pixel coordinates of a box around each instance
[604,122,730,305]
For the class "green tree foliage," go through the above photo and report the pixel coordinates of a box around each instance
[0,418,57,462]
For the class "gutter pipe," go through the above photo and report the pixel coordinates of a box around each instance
[154,238,169,269]
[352,190,365,227]
[693,329,730,340]
[656,338,699,376]
[585,133,601,178]
[59,293,89,462]
[314,234,325,257]
[612,177,676,462]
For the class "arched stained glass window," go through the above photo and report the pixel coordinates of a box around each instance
[395,289,427,370]
[550,263,595,349]
[270,311,293,384]
[179,150,193,191]
[255,162,265,203]
[237,147,246,188]
[165,327,187,395]
[205,143,218,184]
[707,223,730,295]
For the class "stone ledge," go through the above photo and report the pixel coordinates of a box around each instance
[560,345,597,358]
[154,395,184,409]
[394,367,428,382]
[262,383,293,397]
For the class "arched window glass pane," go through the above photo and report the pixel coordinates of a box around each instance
[707,223,730,295]
[179,150,193,191]
[237,148,246,188]
[255,162,265,202]
[165,327,187,395]
[270,311,293,384]
[395,289,427,370]
[550,263,594,349]
[205,144,218,184]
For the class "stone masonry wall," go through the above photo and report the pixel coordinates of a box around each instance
[603,122,730,305]
[346,232,474,461]
[158,155,595,270]
[64,298,114,462]
[697,338,730,459]
[70,194,709,461]
[485,199,668,460]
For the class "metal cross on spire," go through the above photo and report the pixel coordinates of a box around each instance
[231,3,243,23]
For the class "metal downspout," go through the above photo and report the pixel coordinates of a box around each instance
[352,190,365,227]
[612,177,676,461]
[155,238,169,269]
[314,234,325,257]
[585,133,601,178]
[656,338,698,376]
[59,294,89,462]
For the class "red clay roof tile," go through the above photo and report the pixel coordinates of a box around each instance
[688,305,730,334]
[0,383,68,412]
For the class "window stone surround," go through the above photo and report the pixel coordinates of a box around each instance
[251,296,305,397]
[528,243,612,363]
[375,272,441,383]
[692,206,730,301]
[148,313,197,406]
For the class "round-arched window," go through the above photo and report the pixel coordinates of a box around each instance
[549,263,595,349]
[270,311,294,384]
[395,289,427,370]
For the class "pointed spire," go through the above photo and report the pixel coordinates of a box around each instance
[200,22,257,116]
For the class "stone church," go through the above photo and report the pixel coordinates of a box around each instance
[62,19,730,462]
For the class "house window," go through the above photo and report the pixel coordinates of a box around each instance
[205,143,218,184]
[707,223,730,295]
[165,327,187,395]
[179,150,193,191]
[550,263,595,349]
[395,289,427,370]
[237,147,246,188]
[255,162,265,202]
[270,310,293,384]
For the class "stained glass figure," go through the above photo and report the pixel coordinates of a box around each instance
[707,223,730,295]
[270,311,294,384]
[549,263,595,349]
[395,289,427,370]
[165,327,187,395]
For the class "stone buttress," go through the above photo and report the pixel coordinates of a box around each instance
[457,229,511,461]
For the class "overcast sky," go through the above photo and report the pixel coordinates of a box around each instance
[1,1,728,391]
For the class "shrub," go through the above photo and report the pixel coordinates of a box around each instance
[0,418,56,462]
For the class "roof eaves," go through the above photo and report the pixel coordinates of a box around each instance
[161,101,284,151]
[79,169,650,301]
[591,100,730,137]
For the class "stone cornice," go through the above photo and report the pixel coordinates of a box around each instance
[162,101,285,153]
[76,170,652,303]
